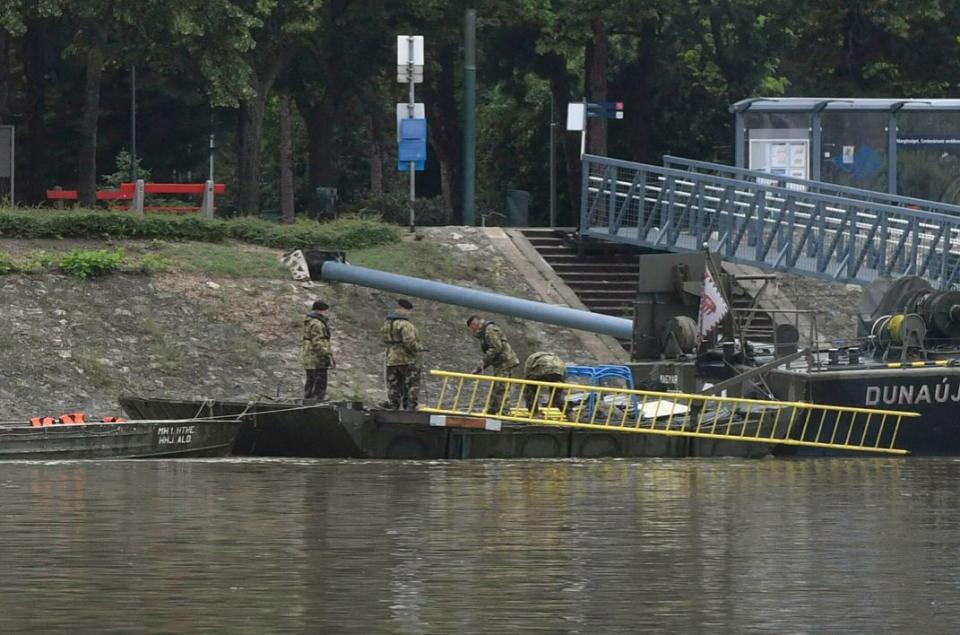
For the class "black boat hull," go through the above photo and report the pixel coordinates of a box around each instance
[768,366,960,456]
[119,396,771,459]
[0,420,239,460]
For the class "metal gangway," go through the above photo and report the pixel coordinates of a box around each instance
[422,371,916,455]
[580,154,960,289]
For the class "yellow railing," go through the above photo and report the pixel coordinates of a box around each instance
[422,371,918,455]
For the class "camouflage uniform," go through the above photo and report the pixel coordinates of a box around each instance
[382,314,422,410]
[302,312,333,400]
[522,351,567,412]
[475,321,519,414]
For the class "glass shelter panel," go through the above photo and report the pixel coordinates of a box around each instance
[897,112,960,204]
[820,111,888,192]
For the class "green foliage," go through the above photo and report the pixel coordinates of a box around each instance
[101,150,152,189]
[20,250,57,273]
[127,253,174,274]
[59,249,125,278]
[223,216,402,249]
[0,210,401,251]
[0,252,14,274]
[350,193,449,227]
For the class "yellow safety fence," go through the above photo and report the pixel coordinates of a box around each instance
[422,371,918,455]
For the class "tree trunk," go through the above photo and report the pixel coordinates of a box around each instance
[78,46,105,207]
[299,88,340,204]
[22,22,48,203]
[235,51,284,216]
[422,43,463,224]
[236,97,266,215]
[367,113,384,194]
[0,29,10,123]
[279,94,295,223]
[585,16,608,157]
[543,52,581,227]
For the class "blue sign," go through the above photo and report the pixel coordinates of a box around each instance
[831,144,882,180]
[398,117,427,172]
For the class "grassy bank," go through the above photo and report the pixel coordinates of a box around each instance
[0,210,404,278]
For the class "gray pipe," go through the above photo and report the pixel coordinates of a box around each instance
[319,260,633,339]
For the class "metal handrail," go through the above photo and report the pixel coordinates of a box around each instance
[663,155,960,217]
[580,154,960,289]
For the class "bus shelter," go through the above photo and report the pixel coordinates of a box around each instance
[731,98,960,203]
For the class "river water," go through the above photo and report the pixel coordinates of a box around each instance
[0,458,958,633]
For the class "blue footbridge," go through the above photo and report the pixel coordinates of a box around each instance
[579,154,960,289]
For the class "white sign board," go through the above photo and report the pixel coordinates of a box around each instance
[566,103,585,131]
[397,66,423,83]
[397,35,424,83]
[397,36,424,66]
[749,138,810,183]
[396,103,426,140]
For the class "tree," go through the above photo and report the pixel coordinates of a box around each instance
[230,0,322,215]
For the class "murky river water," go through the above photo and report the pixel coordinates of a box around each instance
[0,458,958,633]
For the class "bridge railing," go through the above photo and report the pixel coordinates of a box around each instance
[421,370,916,455]
[580,154,960,289]
[663,155,960,219]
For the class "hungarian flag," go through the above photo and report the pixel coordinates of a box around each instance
[698,266,729,338]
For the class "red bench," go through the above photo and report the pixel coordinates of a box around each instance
[46,182,226,216]
[45,189,132,201]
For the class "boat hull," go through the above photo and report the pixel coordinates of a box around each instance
[0,420,239,460]
[768,366,960,456]
[119,396,770,459]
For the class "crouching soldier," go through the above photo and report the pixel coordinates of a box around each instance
[382,298,422,410]
[467,315,519,414]
[522,351,567,413]
[303,300,333,402]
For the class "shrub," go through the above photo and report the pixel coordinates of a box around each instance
[350,192,449,226]
[130,253,174,274]
[0,251,13,274]
[0,210,402,251]
[59,249,125,278]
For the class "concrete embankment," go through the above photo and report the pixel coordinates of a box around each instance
[0,227,604,420]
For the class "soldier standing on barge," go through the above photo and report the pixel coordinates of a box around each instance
[302,300,333,402]
[467,315,520,414]
[381,298,422,410]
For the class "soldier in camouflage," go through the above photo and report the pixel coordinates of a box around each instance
[381,298,422,410]
[467,315,520,414]
[302,300,333,402]
[522,351,567,412]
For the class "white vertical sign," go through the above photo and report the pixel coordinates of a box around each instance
[397,35,424,83]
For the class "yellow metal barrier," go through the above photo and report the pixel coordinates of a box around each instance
[422,371,918,455]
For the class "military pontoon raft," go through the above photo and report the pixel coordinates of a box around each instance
[422,370,915,456]
[121,370,914,458]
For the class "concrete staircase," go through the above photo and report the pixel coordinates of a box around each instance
[520,228,641,318]
[518,228,783,342]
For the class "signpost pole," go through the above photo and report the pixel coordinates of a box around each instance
[580,98,587,158]
[9,127,13,206]
[407,36,416,232]
[549,94,556,228]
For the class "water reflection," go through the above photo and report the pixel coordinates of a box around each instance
[0,458,957,632]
